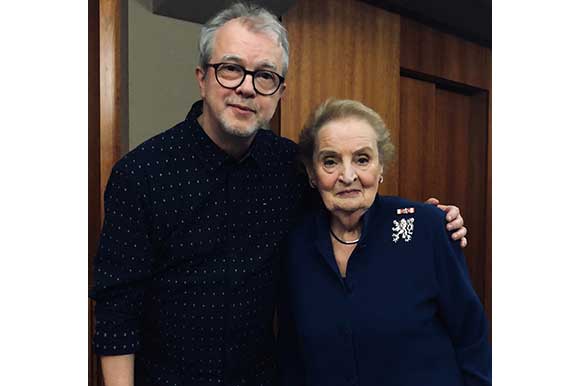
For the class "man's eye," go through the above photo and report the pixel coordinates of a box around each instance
[222,64,241,72]
[256,71,275,81]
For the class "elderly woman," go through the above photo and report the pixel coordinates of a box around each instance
[277,99,491,386]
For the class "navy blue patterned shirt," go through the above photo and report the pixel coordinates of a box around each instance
[90,101,310,386]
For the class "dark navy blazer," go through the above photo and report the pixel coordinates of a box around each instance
[277,196,491,386]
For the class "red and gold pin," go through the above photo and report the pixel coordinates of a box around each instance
[396,207,415,215]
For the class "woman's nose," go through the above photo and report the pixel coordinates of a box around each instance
[339,165,358,184]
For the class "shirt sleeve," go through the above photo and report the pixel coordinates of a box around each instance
[431,209,492,386]
[89,164,155,356]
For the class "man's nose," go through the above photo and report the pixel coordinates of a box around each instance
[236,73,256,97]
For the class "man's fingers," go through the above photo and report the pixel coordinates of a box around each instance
[425,197,440,205]
[453,228,468,248]
[430,202,468,248]
[441,205,460,221]
[450,225,467,240]
[446,215,464,231]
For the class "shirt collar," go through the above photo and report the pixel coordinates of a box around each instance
[185,100,270,172]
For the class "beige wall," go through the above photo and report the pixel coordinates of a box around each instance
[128,0,202,149]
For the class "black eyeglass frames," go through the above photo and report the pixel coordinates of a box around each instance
[207,62,285,96]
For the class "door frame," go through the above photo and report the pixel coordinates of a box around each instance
[89,1,127,385]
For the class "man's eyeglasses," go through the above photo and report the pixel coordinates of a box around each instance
[207,62,285,96]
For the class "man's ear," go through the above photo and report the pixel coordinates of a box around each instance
[195,66,206,98]
[278,82,286,98]
[305,166,317,188]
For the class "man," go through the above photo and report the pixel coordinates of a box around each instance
[91,3,467,386]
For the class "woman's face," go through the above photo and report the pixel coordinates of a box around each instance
[309,117,384,214]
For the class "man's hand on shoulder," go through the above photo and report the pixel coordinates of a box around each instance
[425,197,468,248]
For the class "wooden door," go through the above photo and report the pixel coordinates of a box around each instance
[400,17,492,327]
[400,76,489,303]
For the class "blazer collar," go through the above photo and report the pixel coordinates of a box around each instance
[313,194,380,278]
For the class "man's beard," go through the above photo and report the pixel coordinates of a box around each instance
[218,109,270,138]
[217,97,272,138]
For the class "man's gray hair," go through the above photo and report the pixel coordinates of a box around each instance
[199,2,290,76]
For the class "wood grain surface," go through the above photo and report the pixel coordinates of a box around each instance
[401,17,491,90]
[89,1,100,385]
[89,0,100,289]
[400,75,489,306]
[90,1,126,385]
[281,0,401,196]
[99,0,125,213]
[399,76,436,201]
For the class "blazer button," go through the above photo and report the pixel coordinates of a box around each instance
[345,375,358,385]
[344,280,353,293]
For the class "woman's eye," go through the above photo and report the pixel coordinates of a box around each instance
[357,157,369,165]
[323,159,336,167]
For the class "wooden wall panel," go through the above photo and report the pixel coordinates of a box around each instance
[401,17,491,328]
[281,0,401,196]
[89,0,101,290]
[89,1,100,385]
[435,88,487,299]
[90,1,127,385]
[269,102,281,136]
[466,90,489,308]
[485,87,492,334]
[99,0,126,207]
[435,89,471,205]
[484,54,491,331]
[401,18,491,90]
[399,77,436,201]
[400,77,489,304]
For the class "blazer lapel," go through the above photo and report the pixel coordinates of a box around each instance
[314,209,343,280]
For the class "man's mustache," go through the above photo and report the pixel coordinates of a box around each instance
[225,97,258,112]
